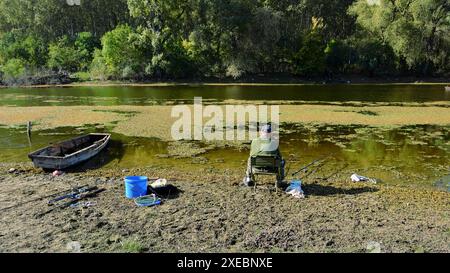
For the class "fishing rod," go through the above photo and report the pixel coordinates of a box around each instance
[299,159,328,180]
[37,188,105,217]
[0,184,89,212]
[58,188,105,209]
[321,163,349,181]
[290,153,334,177]
[47,185,98,205]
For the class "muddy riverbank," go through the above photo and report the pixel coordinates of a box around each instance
[0,163,448,253]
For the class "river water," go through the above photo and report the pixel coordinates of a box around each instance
[0,84,449,106]
[0,84,449,190]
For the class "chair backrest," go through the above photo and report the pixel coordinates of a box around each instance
[251,155,280,168]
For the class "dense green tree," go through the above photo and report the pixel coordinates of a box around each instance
[127,0,197,76]
[0,31,47,67]
[47,36,83,72]
[0,57,26,81]
[292,31,327,76]
[306,0,356,39]
[99,24,158,79]
[352,37,398,76]
[75,32,100,70]
[0,0,131,41]
[90,49,110,80]
[47,33,99,72]
[349,0,450,74]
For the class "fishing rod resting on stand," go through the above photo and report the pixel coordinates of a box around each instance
[288,153,334,178]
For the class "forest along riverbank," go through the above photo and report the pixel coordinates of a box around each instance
[0,164,449,253]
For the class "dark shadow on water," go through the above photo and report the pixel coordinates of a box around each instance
[303,183,378,196]
[60,139,126,173]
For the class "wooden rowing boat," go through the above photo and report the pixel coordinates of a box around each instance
[28,133,111,170]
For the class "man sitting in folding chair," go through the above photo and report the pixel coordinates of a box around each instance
[244,124,285,187]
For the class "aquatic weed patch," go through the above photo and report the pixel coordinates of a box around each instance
[91,109,140,117]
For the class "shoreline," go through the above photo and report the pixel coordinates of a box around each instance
[1,77,450,89]
[5,82,450,89]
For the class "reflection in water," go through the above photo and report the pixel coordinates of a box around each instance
[0,124,448,190]
[0,84,449,106]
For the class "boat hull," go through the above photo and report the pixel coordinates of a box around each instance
[28,133,111,170]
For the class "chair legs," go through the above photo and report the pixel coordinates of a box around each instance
[248,157,285,192]
[250,173,281,192]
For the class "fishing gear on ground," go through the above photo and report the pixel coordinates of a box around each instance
[47,185,99,205]
[37,186,105,217]
[0,184,89,212]
[134,194,162,207]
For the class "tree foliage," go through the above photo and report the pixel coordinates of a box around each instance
[0,0,448,83]
[0,57,26,81]
[292,31,327,76]
[349,0,450,74]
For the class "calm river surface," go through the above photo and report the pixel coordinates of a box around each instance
[0,84,449,106]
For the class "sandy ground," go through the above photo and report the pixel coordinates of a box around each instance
[0,164,448,253]
[1,103,450,141]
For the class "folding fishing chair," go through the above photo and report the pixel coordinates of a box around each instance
[249,155,285,191]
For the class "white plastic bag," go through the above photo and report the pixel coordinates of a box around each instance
[351,173,377,184]
[351,173,368,182]
[151,178,167,189]
[285,180,305,199]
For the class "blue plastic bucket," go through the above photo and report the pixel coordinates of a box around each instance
[125,176,148,199]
